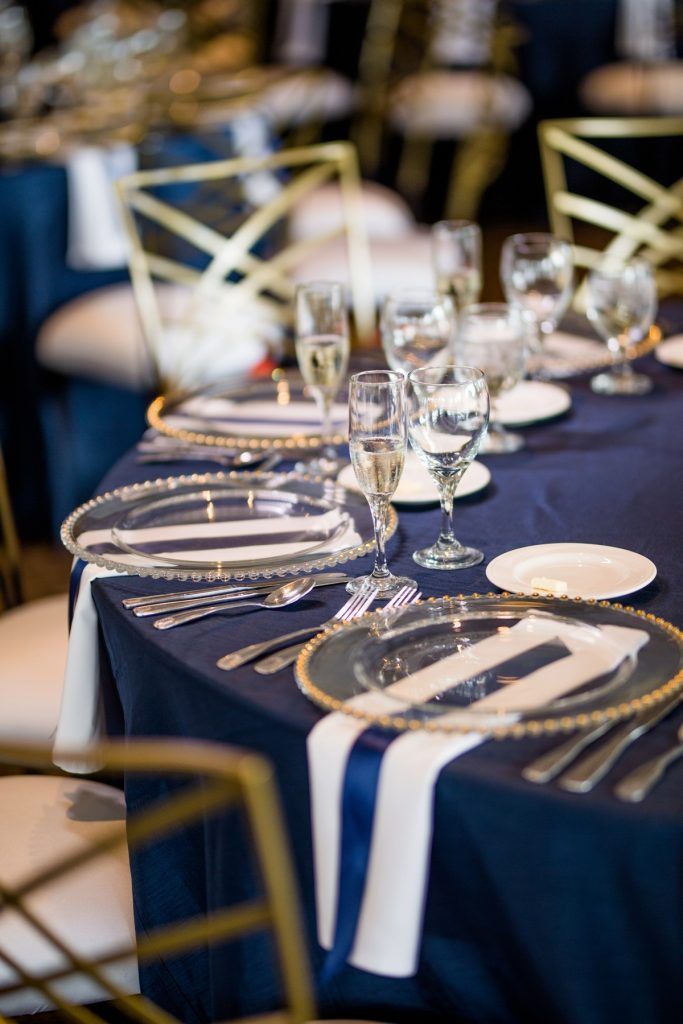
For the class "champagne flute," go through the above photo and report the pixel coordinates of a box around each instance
[295,281,350,474]
[347,370,416,595]
[407,365,489,569]
[457,303,527,453]
[380,289,455,373]
[500,233,573,359]
[586,257,657,395]
[431,220,482,318]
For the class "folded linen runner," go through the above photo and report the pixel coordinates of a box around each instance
[65,143,137,271]
[54,505,361,772]
[169,396,349,438]
[307,615,649,977]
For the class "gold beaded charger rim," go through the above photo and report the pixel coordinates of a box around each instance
[60,469,396,582]
[294,593,683,739]
[146,384,346,452]
[531,328,661,380]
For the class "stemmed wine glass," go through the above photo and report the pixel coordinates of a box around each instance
[457,303,528,453]
[500,232,573,359]
[431,220,482,318]
[586,257,657,395]
[380,289,455,373]
[295,281,350,474]
[347,370,416,595]
[406,365,489,569]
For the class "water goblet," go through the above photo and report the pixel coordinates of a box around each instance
[406,365,489,570]
[295,281,350,474]
[380,289,456,374]
[457,303,527,453]
[586,257,657,395]
[431,220,482,318]
[347,370,417,596]
[500,232,574,358]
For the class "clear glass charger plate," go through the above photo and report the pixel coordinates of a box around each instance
[146,371,349,452]
[61,470,396,582]
[295,594,683,737]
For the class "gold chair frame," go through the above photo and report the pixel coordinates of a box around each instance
[538,116,683,305]
[115,141,376,390]
[0,737,316,1024]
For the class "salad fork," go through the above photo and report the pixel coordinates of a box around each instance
[253,584,422,675]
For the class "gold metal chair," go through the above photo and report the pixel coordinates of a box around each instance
[0,737,390,1023]
[0,445,68,742]
[114,140,376,391]
[538,116,683,307]
[353,0,531,220]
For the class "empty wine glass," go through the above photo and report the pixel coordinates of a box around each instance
[347,370,416,595]
[431,220,482,318]
[500,233,574,357]
[457,303,527,453]
[380,289,455,373]
[407,365,489,569]
[586,257,657,395]
[295,281,350,474]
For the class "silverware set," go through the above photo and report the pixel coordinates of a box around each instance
[522,690,683,802]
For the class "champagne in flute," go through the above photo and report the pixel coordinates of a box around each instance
[350,436,405,497]
[347,370,416,596]
[295,282,350,473]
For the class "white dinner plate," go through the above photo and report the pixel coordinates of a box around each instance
[495,381,571,427]
[486,542,657,601]
[338,453,491,506]
[655,335,683,369]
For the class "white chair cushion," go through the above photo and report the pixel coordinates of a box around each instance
[293,228,435,302]
[579,61,683,114]
[0,774,138,1015]
[388,70,532,137]
[259,66,356,127]
[289,181,416,243]
[36,282,274,391]
[0,594,68,742]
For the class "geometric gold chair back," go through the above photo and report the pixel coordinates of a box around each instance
[538,116,683,308]
[0,738,316,1024]
[115,141,375,392]
[0,445,23,609]
[354,0,526,220]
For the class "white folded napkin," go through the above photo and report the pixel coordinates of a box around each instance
[65,144,137,271]
[170,396,349,438]
[54,506,361,771]
[307,615,649,977]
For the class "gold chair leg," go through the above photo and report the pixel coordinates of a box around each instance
[445,126,509,222]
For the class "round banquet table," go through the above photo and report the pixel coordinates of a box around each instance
[86,348,683,1024]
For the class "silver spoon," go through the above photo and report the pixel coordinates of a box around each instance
[614,722,683,802]
[152,576,315,630]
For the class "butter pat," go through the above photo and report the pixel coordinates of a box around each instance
[530,576,568,596]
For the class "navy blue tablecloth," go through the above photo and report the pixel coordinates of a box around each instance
[90,352,683,1024]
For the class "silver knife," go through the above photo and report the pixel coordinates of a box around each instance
[557,692,683,794]
[522,719,619,784]
[614,722,683,802]
[123,572,350,611]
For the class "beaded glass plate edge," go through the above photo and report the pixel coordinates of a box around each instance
[295,593,683,739]
[60,470,397,582]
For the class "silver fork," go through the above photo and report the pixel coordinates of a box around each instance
[253,584,421,675]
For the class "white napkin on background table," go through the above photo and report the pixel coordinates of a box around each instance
[65,143,137,271]
[307,616,649,977]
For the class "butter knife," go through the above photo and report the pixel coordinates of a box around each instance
[614,722,683,802]
[557,692,683,793]
[123,572,349,611]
